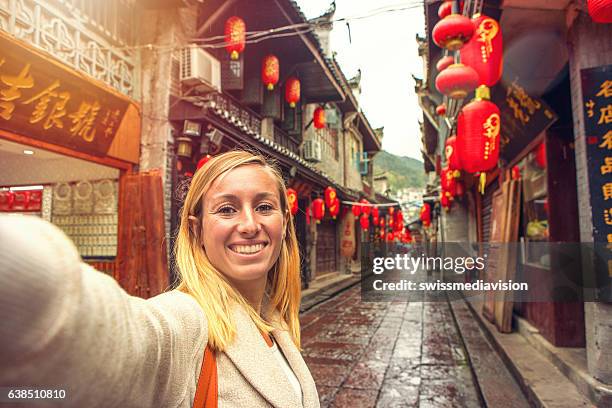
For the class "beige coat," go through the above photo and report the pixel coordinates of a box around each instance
[0,215,319,408]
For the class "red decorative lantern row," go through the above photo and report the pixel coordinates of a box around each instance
[588,0,612,23]
[436,103,447,116]
[324,186,337,208]
[436,55,455,72]
[286,188,298,216]
[436,63,479,99]
[438,0,464,19]
[460,14,503,87]
[457,86,500,193]
[359,214,370,231]
[433,14,474,51]
[535,142,547,169]
[262,55,280,91]
[312,198,325,224]
[329,198,340,219]
[224,16,246,60]
[313,106,326,129]
[420,203,432,226]
[352,204,361,217]
[360,199,371,216]
[196,154,212,170]
[285,77,301,108]
[445,135,462,173]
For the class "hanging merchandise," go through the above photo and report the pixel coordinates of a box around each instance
[445,135,462,174]
[313,106,326,129]
[329,197,340,219]
[285,77,301,108]
[535,142,547,169]
[286,188,298,216]
[312,198,325,223]
[457,85,500,193]
[196,154,212,170]
[436,104,447,116]
[420,203,432,226]
[432,13,474,51]
[359,214,370,231]
[224,16,246,60]
[435,63,480,99]
[436,55,455,72]
[438,0,464,19]
[460,14,503,87]
[588,0,612,23]
[262,55,280,91]
[352,204,361,217]
[360,198,371,216]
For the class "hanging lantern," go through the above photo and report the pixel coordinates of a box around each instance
[457,85,500,193]
[389,216,394,228]
[420,203,431,226]
[441,166,457,196]
[324,186,337,208]
[460,14,503,87]
[313,106,326,129]
[389,206,395,216]
[285,77,301,108]
[262,55,280,91]
[352,204,362,217]
[379,217,385,228]
[380,229,385,239]
[224,16,246,60]
[286,188,298,216]
[445,135,462,174]
[535,142,547,169]
[372,215,379,226]
[436,103,447,116]
[329,197,340,219]
[371,206,379,219]
[405,229,412,242]
[433,13,474,51]
[360,199,371,216]
[386,232,394,242]
[588,0,612,23]
[176,137,193,158]
[438,0,464,19]
[436,55,455,73]
[511,165,521,180]
[196,154,212,170]
[359,214,370,231]
[441,192,452,211]
[312,198,325,224]
[435,63,479,99]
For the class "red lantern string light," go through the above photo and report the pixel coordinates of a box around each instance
[224,16,246,60]
[360,199,371,216]
[588,0,612,23]
[436,103,447,116]
[313,106,326,129]
[196,154,212,170]
[445,135,462,175]
[312,198,325,224]
[438,0,464,19]
[285,77,301,108]
[436,63,479,99]
[433,13,474,51]
[436,55,455,72]
[262,55,280,91]
[286,188,298,216]
[329,197,340,219]
[457,85,501,193]
[352,204,361,217]
[460,14,503,87]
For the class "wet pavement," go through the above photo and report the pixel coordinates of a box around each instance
[300,284,482,408]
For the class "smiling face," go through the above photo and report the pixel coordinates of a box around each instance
[199,164,287,288]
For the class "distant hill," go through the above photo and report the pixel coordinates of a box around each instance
[373,150,426,192]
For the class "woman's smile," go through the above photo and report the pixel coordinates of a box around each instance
[228,241,269,256]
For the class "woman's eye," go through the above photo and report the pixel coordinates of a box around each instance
[217,206,236,214]
[257,203,274,212]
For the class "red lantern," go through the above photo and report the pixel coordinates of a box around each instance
[372,215,379,226]
[360,199,371,216]
[380,229,385,239]
[313,106,326,129]
[196,154,212,170]
[438,0,464,19]
[224,16,246,60]
[329,197,340,219]
[420,203,432,226]
[441,166,457,196]
[286,188,298,216]
[436,63,479,99]
[371,206,379,219]
[436,55,455,72]
[511,165,521,180]
[457,86,500,191]
[445,135,462,173]
[262,55,280,91]
[379,217,385,228]
[436,104,447,116]
[312,198,325,224]
[324,186,337,208]
[352,204,361,217]
[535,142,547,169]
[404,229,412,242]
[389,206,395,216]
[460,14,503,87]
[433,14,474,51]
[441,192,452,211]
[285,77,301,108]
[359,214,370,231]
[386,232,394,242]
[588,0,612,23]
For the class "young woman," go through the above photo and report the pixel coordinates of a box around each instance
[0,151,319,407]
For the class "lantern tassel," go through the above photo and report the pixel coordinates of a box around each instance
[478,172,486,194]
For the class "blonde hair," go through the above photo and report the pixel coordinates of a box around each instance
[174,150,302,351]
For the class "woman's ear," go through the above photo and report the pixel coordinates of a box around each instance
[188,215,200,239]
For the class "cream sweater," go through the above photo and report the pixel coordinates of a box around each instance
[0,215,319,408]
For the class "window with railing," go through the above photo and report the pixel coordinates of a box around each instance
[60,0,135,45]
[318,127,338,160]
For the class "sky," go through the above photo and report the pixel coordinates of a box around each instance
[296,0,426,161]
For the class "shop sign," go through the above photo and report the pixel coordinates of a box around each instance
[0,31,130,157]
[492,78,558,161]
[340,212,356,258]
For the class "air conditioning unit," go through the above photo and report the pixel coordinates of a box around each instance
[303,140,322,162]
[180,45,221,93]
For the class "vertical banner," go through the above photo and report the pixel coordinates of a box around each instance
[340,212,356,258]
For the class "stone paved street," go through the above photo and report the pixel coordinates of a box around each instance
[300,284,483,408]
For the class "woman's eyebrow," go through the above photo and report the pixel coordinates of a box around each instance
[209,192,278,202]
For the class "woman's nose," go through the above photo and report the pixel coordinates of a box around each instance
[237,208,260,235]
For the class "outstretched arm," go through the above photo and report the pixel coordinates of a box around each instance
[0,215,207,407]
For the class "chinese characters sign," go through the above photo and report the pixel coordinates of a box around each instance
[582,65,612,244]
[0,31,129,157]
[491,79,558,161]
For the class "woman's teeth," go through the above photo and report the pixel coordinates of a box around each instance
[231,244,265,254]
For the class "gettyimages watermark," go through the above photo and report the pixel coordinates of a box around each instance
[360,242,612,303]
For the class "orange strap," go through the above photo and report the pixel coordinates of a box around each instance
[193,345,217,408]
